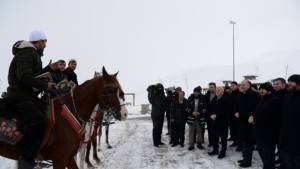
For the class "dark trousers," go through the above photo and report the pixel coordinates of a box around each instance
[211,122,228,154]
[171,122,185,145]
[257,143,276,169]
[166,112,171,134]
[200,123,205,142]
[151,115,164,146]
[280,150,300,169]
[207,118,213,145]
[15,100,46,161]
[229,117,238,143]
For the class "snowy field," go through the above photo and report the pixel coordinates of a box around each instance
[0,106,263,169]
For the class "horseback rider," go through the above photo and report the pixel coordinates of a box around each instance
[5,31,56,169]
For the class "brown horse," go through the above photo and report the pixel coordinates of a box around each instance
[84,71,125,168]
[0,67,128,169]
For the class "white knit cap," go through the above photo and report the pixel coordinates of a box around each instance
[29,30,47,42]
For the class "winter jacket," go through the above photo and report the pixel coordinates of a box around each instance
[65,68,78,85]
[253,94,281,144]
[210,95,231,128]
[280,89,300,155]
[237,89,260,123]
[51,70,66,83]
[186,94,206,125]
[229,90,241,115]
[6,41,48,100]
[170,99,188,124]
[237,89,260,141]
[148,91,167,117]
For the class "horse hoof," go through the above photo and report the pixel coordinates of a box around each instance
[87,163,95,169]
[95,158,101,164]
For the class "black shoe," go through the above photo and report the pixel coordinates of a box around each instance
[228,137,233,141]
[159,142,165,145]
[188,146,195,151]
[180,143,184,147]
[208,151,219,156]
[166,132,170,135]
[239,162,252,168]
[218,153,226,159]
[197,144,204,150]
[172,143,179,147]
[18,157,36,169]
[154,144,159,147]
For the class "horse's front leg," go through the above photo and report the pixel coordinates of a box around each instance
[92,136,100,164]
[106,125,112,149]
[85,142,94,168]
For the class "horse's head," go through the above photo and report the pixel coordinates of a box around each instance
[95,67,128,121]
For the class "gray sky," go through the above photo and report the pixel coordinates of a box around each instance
[0,0,300,104]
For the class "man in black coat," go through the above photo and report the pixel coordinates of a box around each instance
[209,87,231,159]
[65,59,78,85]
[272,77,287,167]
[170,91,187,147]
[205,82,217,147]
[280,74,300,169]
[5,31,56,169]
[229,81,242,150]
[249,82,280,169]
[235,80,260,168]
[147,83,167,147]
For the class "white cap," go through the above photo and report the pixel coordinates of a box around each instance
[29,30,47,42]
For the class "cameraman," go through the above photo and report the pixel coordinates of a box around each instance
[147,83,167,147]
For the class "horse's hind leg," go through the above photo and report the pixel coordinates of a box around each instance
[67,158,79,169]
[85,142,94,168]
[92,137,100,164]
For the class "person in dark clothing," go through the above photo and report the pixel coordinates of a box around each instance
[5,31,56,169]
[170,91,187,147]
[209,87,231,159]
[280,74,300,169]
[165,92,172,136]
[272,77,287,168]
[186,86,206,150]
[65,59,78,85]
[51,60,66,83]
[235,80,260,168]
[147,83,167,147]
[249,82,281,169]
[228,81,242,150]
[205,82,217,147]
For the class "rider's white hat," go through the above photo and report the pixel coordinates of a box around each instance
[29,30,47,42]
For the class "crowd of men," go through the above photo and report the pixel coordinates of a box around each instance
[147,75,300,169]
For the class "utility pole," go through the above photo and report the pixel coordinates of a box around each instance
[230,20,236,81]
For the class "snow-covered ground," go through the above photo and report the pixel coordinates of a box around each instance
[0,107,263,169]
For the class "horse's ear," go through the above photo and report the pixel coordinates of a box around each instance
[113,71,119,78]
[102,66,109,77]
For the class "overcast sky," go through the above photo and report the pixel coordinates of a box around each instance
[0,0,300,104]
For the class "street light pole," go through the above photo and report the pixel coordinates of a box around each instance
[230,20,236,81]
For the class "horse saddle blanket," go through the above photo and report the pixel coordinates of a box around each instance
[0,98,55,146]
